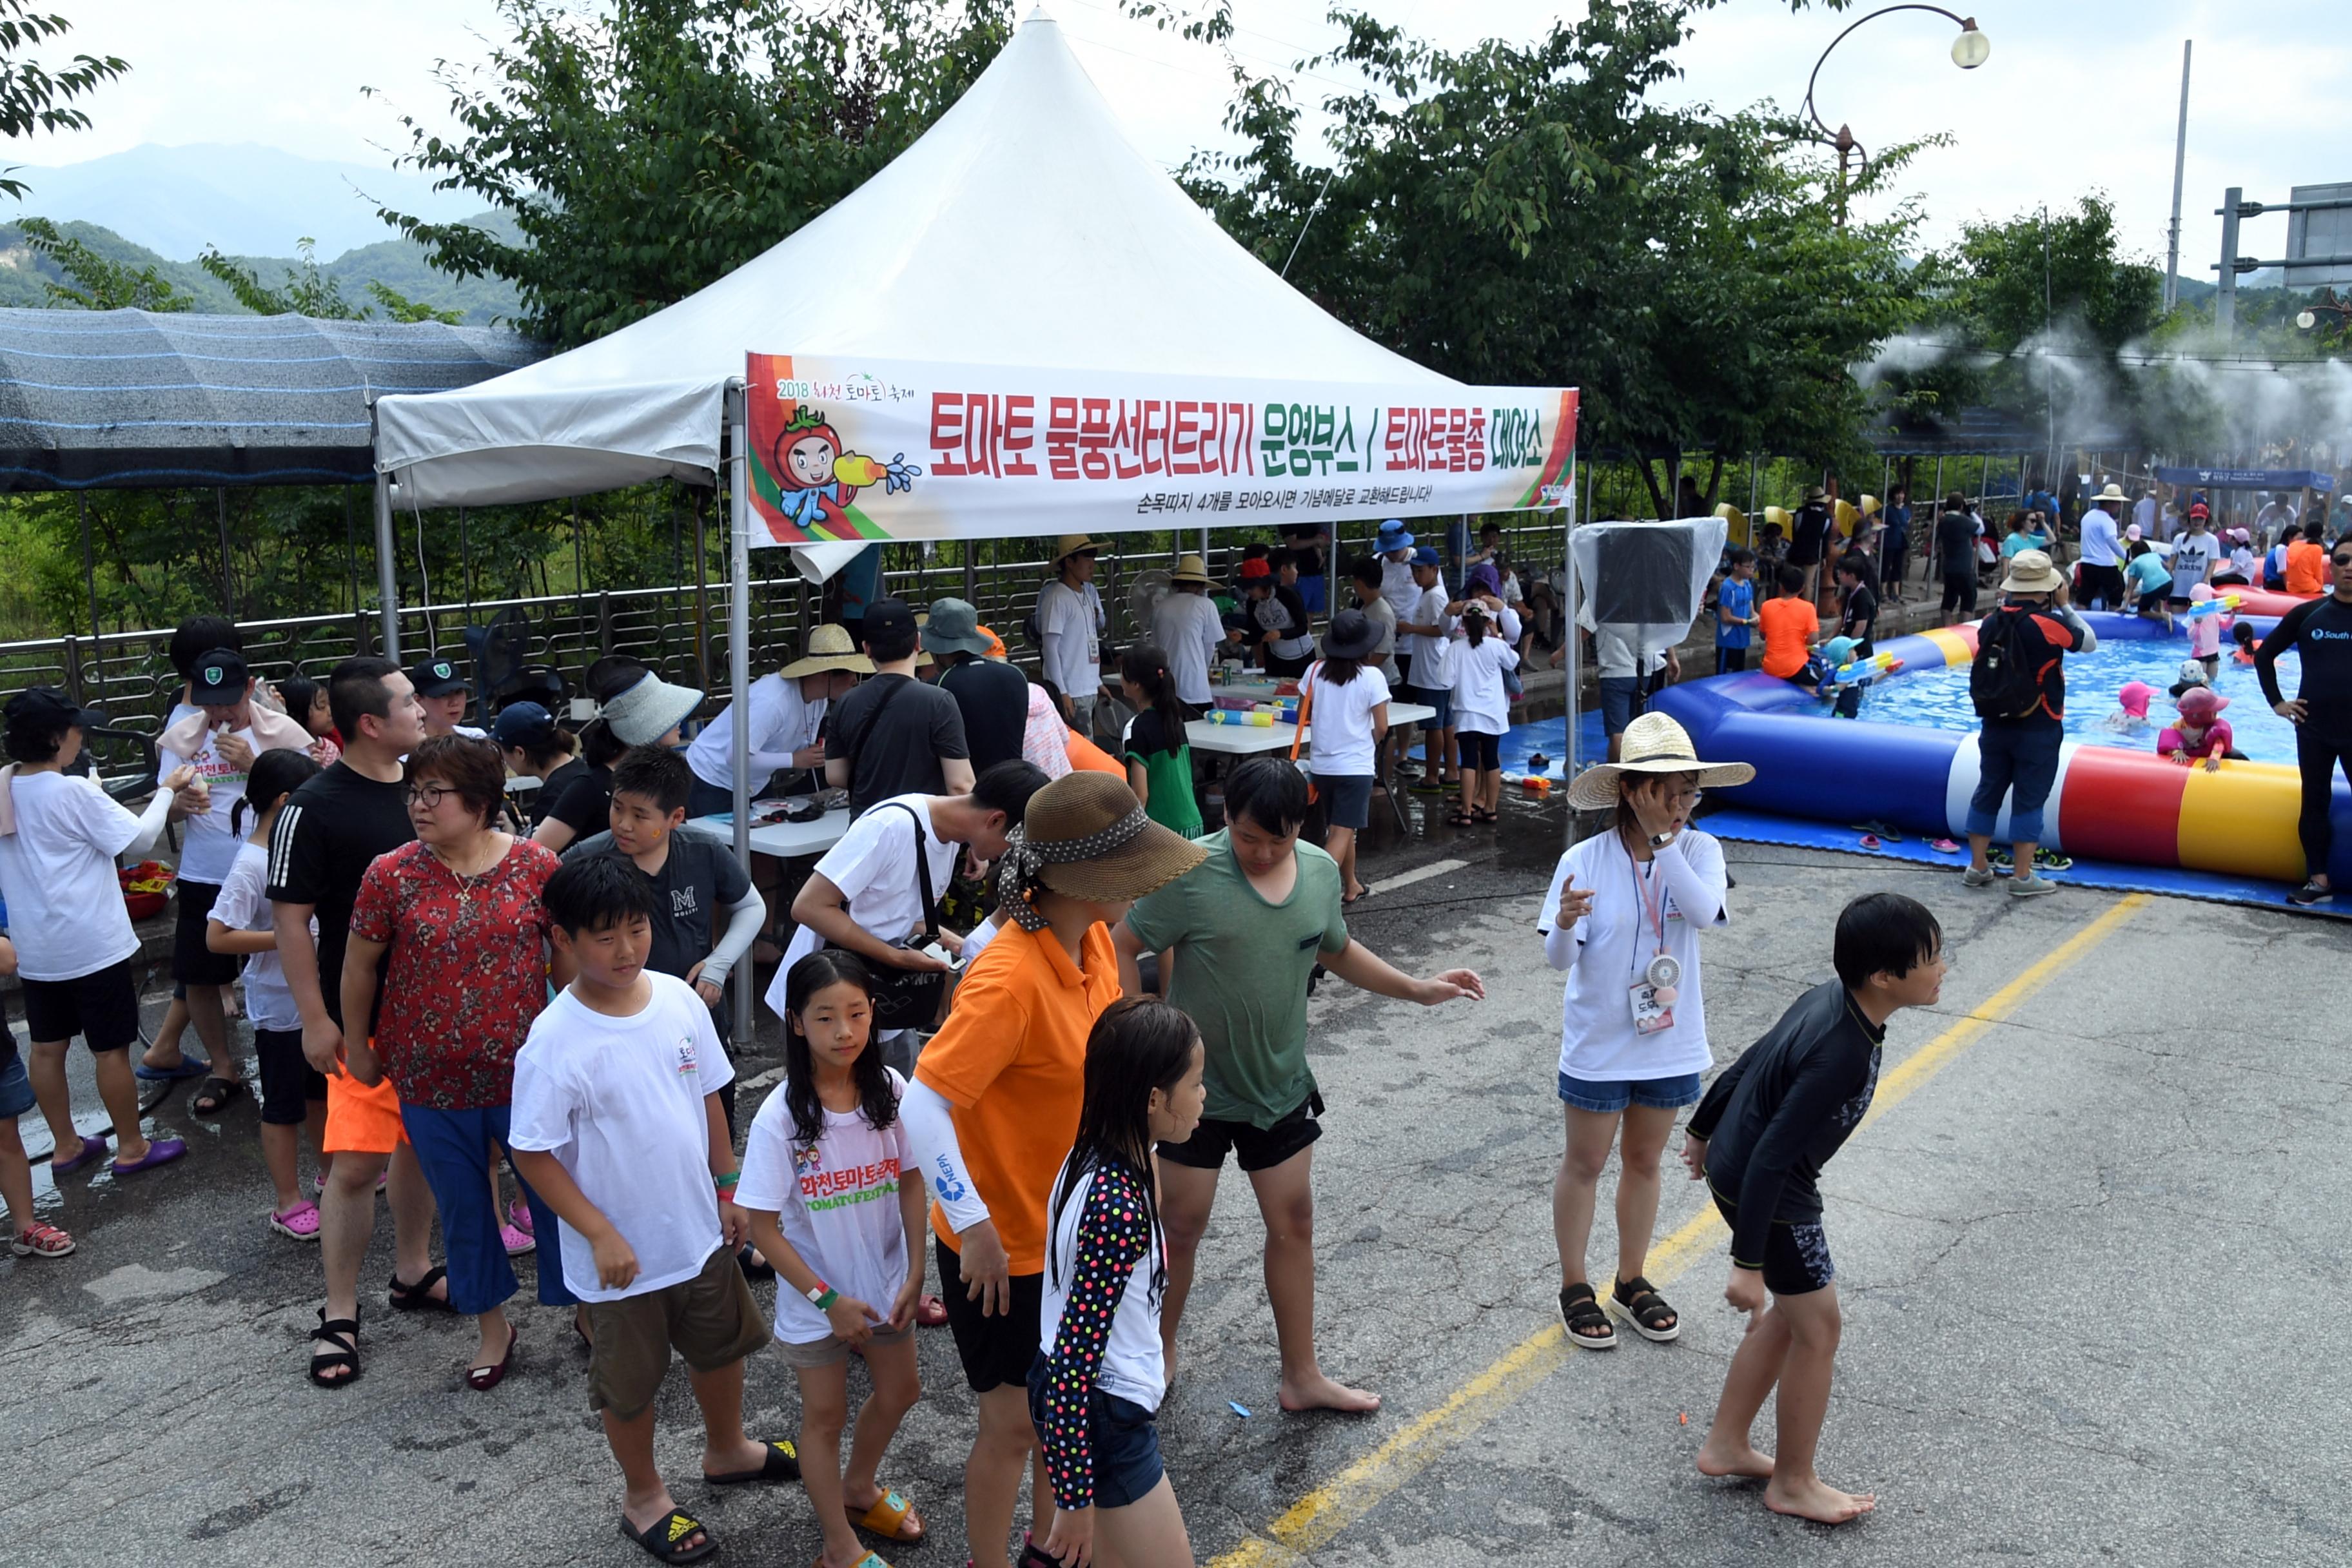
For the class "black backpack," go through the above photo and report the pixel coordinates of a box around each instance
[1969,610,2044,721]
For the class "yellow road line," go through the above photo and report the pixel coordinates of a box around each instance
[1208,892,2149,1567]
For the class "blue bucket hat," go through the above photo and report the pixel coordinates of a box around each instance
[1377,519,1416,552]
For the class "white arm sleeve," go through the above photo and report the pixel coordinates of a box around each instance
[1652,832,1729,928]
[695,883,767,991]
[900,1077,992,1233]
[740,681,803,779]
[1536,850,1585,972]
[2054,602,2098,655]
[122,785,177,859]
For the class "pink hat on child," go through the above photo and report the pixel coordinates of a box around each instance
[2190,582,2215,603]
[2117,681,2154,718]
[2178,687,2228,724]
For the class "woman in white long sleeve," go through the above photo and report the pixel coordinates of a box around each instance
[1536,713,1752,1351]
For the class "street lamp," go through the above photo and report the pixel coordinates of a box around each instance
[1802,6,1991,226]
[2297,289,2352,331]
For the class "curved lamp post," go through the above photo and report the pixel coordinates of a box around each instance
[2296,290,2351,331]
[1801,5,1991,226]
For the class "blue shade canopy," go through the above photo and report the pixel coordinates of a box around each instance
[2153,467,2337,493]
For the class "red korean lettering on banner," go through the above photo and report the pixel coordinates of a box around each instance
[928,393,1039,478]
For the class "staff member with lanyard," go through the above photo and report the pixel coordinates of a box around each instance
[1538,713,1751,1349]
[2257,536,2352,906]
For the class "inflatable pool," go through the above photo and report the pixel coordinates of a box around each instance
[1649,611,2352,890]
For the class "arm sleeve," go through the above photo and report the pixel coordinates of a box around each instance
[1654,832,1728,928]
[1725,1048,1856,1267]
[2255,600,2311,707]
[113,783,175,860]
[1496,606,1522,645]
[697,881,766,990]
[1535,849,1585,972]
[898,1077,990,1233]
[1040,1167,1154,1513]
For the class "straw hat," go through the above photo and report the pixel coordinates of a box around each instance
[780,623,876,679]
[1054,534,1104,564]
[1565,712,1755,812]
[2090,482,2128,507]
[1998,548,2066,595]
[994,772,1208,928]
[1804,485,1828,502]
[1170,553,1214,586]
[602,669,704,746]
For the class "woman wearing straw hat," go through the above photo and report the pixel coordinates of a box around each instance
[1152,554,1224,710]
[897,772,1206,1568]
[1963,549,2095,897]
[1038,536,1108,736]
[684,625,871,819]
[1540,712,1750,1349]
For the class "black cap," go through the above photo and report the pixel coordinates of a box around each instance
[5,685,106,734]
[860,598,919,650]
[491,701,555,749]
[406,655,467,698]
[187,647,251,706]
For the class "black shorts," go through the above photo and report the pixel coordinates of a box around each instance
[1457,731,1502,770]
[1026,1354,1165,1509]
[19,959,141,1051]
[253,1026,328,1125]
[1158,1089,1323,1173]
[2077,563,2126,607]
[172,880,240,986]
[936,1233,1044,1393]
[1712,1194,1834,1297]
[1939,572,1978,613]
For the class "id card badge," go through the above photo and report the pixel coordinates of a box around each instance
[1629,981,1676,1035]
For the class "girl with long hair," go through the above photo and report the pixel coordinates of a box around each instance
[736,951,929,1567]
[1034,997,1207,1568]
[1447,602,1518,827]
[1118,643,1202,838]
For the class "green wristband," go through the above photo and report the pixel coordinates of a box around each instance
[814,1288,839,1311]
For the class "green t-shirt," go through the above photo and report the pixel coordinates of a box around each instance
[1122,709,1202,839]
[1122,830,1348,1128]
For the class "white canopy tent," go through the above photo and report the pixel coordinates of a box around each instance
[372,8,1576,1033]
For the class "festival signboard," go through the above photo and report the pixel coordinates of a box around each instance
[745,353,1578,546]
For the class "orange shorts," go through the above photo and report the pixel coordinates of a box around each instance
[322,1060,407,1155]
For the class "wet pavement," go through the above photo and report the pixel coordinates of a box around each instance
[6,787,2350,1567]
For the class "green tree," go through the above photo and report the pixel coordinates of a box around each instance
[17,215,191,309]
[374,0,1012,349]
[200,237,363,318]
[0,3,126,198]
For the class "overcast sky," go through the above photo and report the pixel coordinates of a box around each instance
[24,0,2349,277]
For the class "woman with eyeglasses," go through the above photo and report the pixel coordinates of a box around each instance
[1537,713,1751,1351]
[340,734,576,1390]
[2257,536,2352,907]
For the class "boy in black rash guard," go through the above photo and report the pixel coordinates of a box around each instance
[2255,538,2352,905]
[1681,892,1946,1525]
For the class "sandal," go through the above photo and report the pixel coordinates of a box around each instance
[1471,807,1499,823]
[49,1133,110,1175]
[852,1486,925,1543]
[1444,808,1476,827]
[1606,1275,1681,1342]
[466,1322,519,1391]
[915,1293,948,1328]
[619,1509,717,1564]
[190,1076,244,1115]
[11,1220,75,1258]
[705,1438,801,1485]
[270,1200,322,1241]
[1557,1282,1616,1349]
[389,1265,456,1313]
[309,1308,361,1387]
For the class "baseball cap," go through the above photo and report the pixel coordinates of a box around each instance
[406,655,467,698]
[491,701,556,749]
[859,597,920,650]
[4,685,106,735]
[188,647,251,706]
[1412,545,1442,567]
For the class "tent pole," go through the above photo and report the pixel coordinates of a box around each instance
[373,469,402,662]
[726,380,755,1046]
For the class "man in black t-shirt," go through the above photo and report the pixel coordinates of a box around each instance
[265,656,447,1381]
[1788,487,1832,605]
[826,598,973,815]
[926,597,1029,773]
[1935,494,1981,623]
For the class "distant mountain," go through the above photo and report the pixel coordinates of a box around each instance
[0,217,522,328]
[0,142,491,260]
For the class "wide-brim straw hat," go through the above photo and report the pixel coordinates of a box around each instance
[999,772,1206,924]
[780,623,875,679]
[1170,553,1215,586]
[2092,482,2128,506]
[602,669,704,746]
[1054,533,1104,564]
[1804,485,1828,502]
[1566,712,1755,812]
[1999,548,2066,594]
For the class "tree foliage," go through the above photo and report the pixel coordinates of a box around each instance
[194,237,465,323]
[17,215,191,310]
[375,0,1012,348]
[0,3,126,198]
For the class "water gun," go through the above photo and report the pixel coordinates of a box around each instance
[1208,709,1275,727]
[2184,594,2242,620]
[1830,652,1903,687]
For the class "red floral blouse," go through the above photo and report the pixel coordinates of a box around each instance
[348,837,560,1110]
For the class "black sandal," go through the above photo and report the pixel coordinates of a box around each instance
[309,1308,361,1387]
[705,1438,801,1485]
[1607,1275,1681,1342]
[389,1265,456,1313]
[1444,808,1476,827]
[190,1076,243,1115]
[1471,807,1499,823]
[1558,1282,1616,1349]
[618,1509,717,1564]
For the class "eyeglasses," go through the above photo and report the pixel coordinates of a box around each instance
[404,783,460,809]
[1662,787,1705,807]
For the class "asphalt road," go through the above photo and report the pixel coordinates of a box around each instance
[6,792,2349,1567]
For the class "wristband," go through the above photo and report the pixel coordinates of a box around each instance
[712,1169,741,1188]
[808,1283,839,1310]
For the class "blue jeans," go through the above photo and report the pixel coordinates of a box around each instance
[399,1101,577,1315]
[1599,676,1642,738]
[1966,719,2063,845]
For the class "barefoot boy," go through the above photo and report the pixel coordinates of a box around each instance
[1681,890,1946,1525]
[509,857,796,1563]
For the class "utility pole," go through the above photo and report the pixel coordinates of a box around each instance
[2162,40,2191,312]
[2217,185,2242,340]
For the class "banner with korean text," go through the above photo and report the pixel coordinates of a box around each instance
[745,352,1578,547]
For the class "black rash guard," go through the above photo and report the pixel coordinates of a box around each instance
[2255,594,2352,741]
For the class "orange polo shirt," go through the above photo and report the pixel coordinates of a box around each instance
[2286,540,2327,596]
[916,916,1121,1274]
[1756,595,1818,679]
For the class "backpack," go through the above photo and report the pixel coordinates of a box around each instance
[1969,610,2044,721]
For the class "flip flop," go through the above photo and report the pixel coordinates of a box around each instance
[1929,838,1961,854]
[705,1439,801,1486]
[1859,834,1883,850]
[49,1133,110,1175]
[618,1509,717,1565]
[110,1137,187,1175]
[133,1056,212,1083]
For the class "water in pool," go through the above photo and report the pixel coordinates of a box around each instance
[1840,640,2304,764]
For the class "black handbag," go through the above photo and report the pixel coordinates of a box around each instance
[827,801,948,1032]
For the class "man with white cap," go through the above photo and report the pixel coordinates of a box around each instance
[1037,535,1107,734]
[2075,482,2128,610]
[684,625,870,818]
[1151,554,1224,710]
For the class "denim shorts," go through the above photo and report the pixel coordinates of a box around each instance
[1598,676,1642,737]
[1405,685,1452,730]
[1027,1354,1165,1509]
[0,1051,34,1119]
[1318,773,1374,830]
[1556,1070,1705,1113]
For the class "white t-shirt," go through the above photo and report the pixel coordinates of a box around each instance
[1151,591,1224,709]
[157,701,253,886]
[768,794,956,1012]
[1400,585,1453,680]
[2170,531,2219,597]
[1449,633,1520,736]
[1298,662,1391,777]
[734,1066,914,1343]
[1538,829,1728,1083]
[1593,624,1671,681]
[687,671,828,793]
[1380,556,1420,625]
[0,770,143,981]
[211,838,312,1032]
[2131,496,2157,536]
[507,974,735,1303]
[1040,1161,1166,1412]
[1038,578,1104,700]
